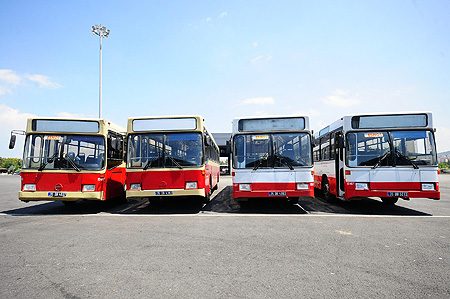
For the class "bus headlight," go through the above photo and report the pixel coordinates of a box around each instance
[82,184,95,192]
[23,184,36,191]
[355,183,369,190]
[296,183,309,190]
[185,181,198,189]
[421,183,435,191]
[239,184,251,191]
[130,183,141,191]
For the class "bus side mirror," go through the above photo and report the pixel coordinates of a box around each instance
[9,135,16,149]
[336,135,345,148]
[226,140,231,155]
[205,135,211,146]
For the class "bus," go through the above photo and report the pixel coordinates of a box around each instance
[313,112,440,204]
[126,115,220,203]
[231,116,314,203]
[9,118,126,205]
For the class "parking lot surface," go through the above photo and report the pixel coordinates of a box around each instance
[1,175,449,298]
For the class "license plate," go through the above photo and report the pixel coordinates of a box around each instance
[387,192,408,197]
[268,192,287,196]
[155,191,173,195]
[48,192,67,197]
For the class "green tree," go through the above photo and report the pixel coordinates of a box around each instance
[0,158,22,171]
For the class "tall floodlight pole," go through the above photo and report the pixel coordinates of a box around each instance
[91,24,110,119]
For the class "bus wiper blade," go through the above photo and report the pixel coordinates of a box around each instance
[38,152,59,171]
[372,150,391,169]
[253,153,269,171]
[274,153,294,170]
[167,156,183,169]
[63,153,81,172]
[395,150,419,169]
[143,156,160,170]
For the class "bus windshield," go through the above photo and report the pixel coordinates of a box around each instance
[23,134,105,170]
[346,130,437,167]
[127,132,203,168]
[233,133,312,169]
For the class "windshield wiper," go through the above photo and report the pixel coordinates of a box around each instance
[274,152,294,170]
[63,153,81,172]
[167,156,183,169]
[372,150,392,169]
[143,156,160,170]
[253,153,269,171]
[395,150,419,169]
[38,152,59,171]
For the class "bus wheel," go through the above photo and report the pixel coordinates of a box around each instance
[381,197,398,205]
[322,178,336,203]
[62,201,76,206]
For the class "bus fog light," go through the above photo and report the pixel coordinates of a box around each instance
[239,184,251,191]
[186,181,198,189]
[82,184,95,192]
[355,183,369,190]
[23,184,36,191]
[130,183,141,191]
[296,183,309,190]
[421,183,434,191]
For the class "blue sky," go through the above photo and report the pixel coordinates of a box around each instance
[1,0,450,157]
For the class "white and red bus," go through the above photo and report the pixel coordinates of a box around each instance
[313,112,440,204]
[231,116,314,203]
[126,116,220,203]
[10,118,126,205]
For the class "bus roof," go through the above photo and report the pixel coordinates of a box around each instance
[26,117,125,135]
[127,115,205,133]
[232,115,310,134]
[314,111,434,138]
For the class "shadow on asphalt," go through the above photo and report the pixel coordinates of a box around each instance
[298,189,432,216]
[2,187,432,216]
[1,196,128,216]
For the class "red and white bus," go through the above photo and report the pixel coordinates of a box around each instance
[10,118,126,205]
[313,112,440,204]
[126,116,220,203]
[231,116,314,203]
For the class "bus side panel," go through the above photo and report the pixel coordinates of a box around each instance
[104,166,126,200]
[206,162,220,192]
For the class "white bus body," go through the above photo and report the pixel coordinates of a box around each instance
[313,112,440,204]
[231,116,314,203]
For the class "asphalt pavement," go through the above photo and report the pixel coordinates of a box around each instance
[0,174,449,298]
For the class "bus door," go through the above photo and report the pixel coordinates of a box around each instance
[335,132,345,198]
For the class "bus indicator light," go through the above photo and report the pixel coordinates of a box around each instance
[130,183,141,191]
[296,183,309,190]
[185,181,198,189]
[239,184,251,191]
[355,183,369,190]
[421,183,435,191]
[82,184,95,192]
[23,184,36,191]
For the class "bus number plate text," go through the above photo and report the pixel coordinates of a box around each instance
[387,192,408,197]
[269,192,287,196]
[155,191,173,195]
[48,192,67,197]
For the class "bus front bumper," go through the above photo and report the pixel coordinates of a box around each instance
[126,189,206,199]
[345,189,440,200]
[19,191,104,202]
[233,189,314,200]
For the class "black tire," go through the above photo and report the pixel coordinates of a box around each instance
[62,201,76,206]
[321,177,336,203]
[381,197,398,205]
[201,192,211,204]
